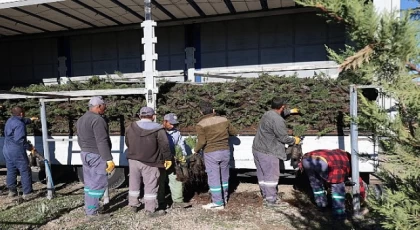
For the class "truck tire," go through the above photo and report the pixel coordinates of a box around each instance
[76,166,126,189]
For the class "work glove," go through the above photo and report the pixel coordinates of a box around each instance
[180,156,186,164]
[294,136,301,145]
[290,108,299,114]
[30,117,39,121]
[106,161,115,173]
[31,148,37,157]
[164,160,172,170]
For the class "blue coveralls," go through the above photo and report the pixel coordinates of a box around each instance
[3,116,33,195]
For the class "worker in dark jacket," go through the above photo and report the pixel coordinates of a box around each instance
[76,96,115,219]
[252,97,300,208]
[299,149,366,220]
[125,107,172,217]
[193,101,238,210]
[3,106,37,199]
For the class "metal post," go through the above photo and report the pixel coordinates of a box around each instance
[349,84,360,215]
[40,99,53,199]
[142,0,158,110]
[185,47,196,82]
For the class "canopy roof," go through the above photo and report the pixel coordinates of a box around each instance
[0,0,296,37]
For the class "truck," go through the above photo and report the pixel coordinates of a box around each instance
[0,89,392,189]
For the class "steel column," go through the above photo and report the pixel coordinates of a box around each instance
[142,0,158,110]
[40,99,54,199]
[349,84,360,215]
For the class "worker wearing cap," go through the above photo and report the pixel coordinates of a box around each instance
[76,96,115,219]
[125,107,172,217]
[299,149,366,220]
[159,113,188,208]
[3,106,38,200]
[252,97,300,208]
[193,101,238,210]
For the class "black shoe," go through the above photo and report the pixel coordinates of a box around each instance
[130,206,138,213]
[145,210,166,218]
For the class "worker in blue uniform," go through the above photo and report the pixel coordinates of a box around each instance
[3,106,37,200]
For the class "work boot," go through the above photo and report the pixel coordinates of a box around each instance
[264,200,289,209]
[202,203,224,210]
[171,202,191,209]
[86,213,111,221]
[145,210,166,218]
[8,190,17,197]
[22,193,37,201]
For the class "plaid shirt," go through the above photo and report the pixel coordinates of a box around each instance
[302,149,351,184]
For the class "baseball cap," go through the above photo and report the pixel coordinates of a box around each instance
[139,107,156,116]
[88,96,105,107]
[164,113,179,124]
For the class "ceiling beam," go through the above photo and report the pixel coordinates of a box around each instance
[186,0,206,17]
[0,7,316,41]
[14,8,73,30]
[109,0,145,21]
[151,0,176,20]
[42,3,98,28]
[0,25,26,34]
[72,0,123,25]
[0,14,50,32]
[223,0,236,14]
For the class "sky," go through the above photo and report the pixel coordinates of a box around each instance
[401,0,419,10]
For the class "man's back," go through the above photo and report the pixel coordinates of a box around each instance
[252,110,294,160]
[304,149,350,183]
[195,114,237,153]
[125,120,171,167]
[4,116,28,154]
[76,111,112,161]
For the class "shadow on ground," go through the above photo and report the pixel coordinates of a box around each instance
[280,171,384,230]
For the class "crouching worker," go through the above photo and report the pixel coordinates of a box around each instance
[299,149,366,220]
[194,102,238,210]
[159,113,189,208]
[125,107,172,217]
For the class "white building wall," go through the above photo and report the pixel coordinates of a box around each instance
[373,0,401,14]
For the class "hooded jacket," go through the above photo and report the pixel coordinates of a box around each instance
[125,119,171,168]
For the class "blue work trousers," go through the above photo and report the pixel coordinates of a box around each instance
[3,150,33,194]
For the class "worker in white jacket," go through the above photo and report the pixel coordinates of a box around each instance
[158,113,189,209]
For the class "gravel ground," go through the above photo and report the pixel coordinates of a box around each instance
[0,168,381,230]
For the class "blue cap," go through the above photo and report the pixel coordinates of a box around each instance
[164,113,179,124]
[139,107,155,116]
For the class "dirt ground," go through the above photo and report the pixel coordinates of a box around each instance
[0,168,381,230]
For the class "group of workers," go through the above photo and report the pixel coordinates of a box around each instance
[2,96,362,221]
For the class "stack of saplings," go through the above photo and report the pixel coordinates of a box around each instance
[0,74,355,137]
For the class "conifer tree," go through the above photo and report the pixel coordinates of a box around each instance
[295,0,420,228]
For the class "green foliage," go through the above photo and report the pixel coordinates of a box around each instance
[184,136,197,150]
[0,75,354,136]
[295,0,420,229]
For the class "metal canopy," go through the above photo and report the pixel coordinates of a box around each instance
[0,88,147,99]
[0,0,296,36]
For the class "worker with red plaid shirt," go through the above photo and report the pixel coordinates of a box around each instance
[299,149,365,219]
